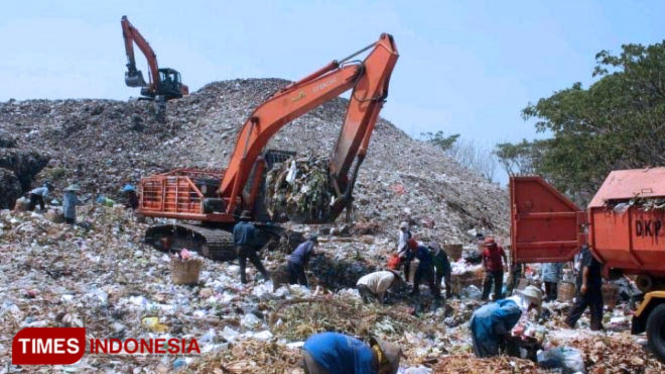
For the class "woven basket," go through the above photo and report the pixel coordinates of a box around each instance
[170,257,203,285]
[444,244,463,261]
[271,264,290,291]
[450,269,485,295]
[602,283,619,310]
[557,281,576,303]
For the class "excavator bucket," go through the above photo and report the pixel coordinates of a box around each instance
[125,70,147,87]
[510,176,586,263]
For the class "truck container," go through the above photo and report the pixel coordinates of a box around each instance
[510,169,665,363]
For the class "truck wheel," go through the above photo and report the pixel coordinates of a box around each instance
[647,303,665,363]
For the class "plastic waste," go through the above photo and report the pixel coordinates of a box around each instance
[613,203,630,214]
[141,316,168,333]
[537,346,585,373]
[285,160,297,185]
[221,326,240,342]
[241,313,261,329]
[461,285,482,300]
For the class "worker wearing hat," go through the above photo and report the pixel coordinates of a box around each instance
[469,285,543,358]
[232,210,270,284]
[62,184,81,225]
[302,332,402,374]
[287,233,319,287]
[480,237,508,301]
[356,269,403,304]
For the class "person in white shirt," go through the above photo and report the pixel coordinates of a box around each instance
[396,222,412,281]
[28,181,51,211]
[356,270,402,304]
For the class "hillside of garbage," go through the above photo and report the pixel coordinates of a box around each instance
[0,78,507,243]
[1,80,662,373]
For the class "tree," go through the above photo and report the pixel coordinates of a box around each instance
[494,139,548,176]
[519,40,665,202]
[421,131,460,152]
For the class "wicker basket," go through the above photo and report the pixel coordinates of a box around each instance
[170,257,203,285]
[271,264,290,291]
[450,269,485,295]
[602,283,619,310]
[557,281,576,303]
[444,244,463,261]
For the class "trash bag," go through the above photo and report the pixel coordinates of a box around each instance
[537,346,586,374]
[461,285,482,300]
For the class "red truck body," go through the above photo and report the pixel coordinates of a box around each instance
[510,168,665,278]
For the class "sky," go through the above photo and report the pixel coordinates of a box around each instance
[1,1,664,184]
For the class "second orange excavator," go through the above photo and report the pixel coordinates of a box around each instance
[121,15,189,103]
[137,34,399,260]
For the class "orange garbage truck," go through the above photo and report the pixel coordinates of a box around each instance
[510,169,665,363]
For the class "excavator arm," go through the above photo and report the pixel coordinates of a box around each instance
[220,33,399,215]
[120,15,188,100]
[121,15,156,90]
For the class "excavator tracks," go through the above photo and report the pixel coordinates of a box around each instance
[145,223,236,261]
[144,223,288,262]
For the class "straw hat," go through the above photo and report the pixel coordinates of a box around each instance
[239,210,252,221]
[518,285,543,306]
[369,337,402,374]
[64,184,81,192]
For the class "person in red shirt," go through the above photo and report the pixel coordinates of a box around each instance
[481,237,507,301]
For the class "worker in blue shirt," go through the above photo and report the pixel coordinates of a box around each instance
[232,210,270,284]
[469,285,543,357]
[288,234,318,286]
[406,238,440,299]
[302,332,401,374]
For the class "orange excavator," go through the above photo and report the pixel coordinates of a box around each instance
[121,15,189,102]
[137,34,399,260]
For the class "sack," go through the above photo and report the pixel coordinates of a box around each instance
[387,253,401,270]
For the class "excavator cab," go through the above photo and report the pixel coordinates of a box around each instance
[147,68,187,100]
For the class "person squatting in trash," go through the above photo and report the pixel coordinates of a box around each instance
[302,332,402,374]
[28,181,52,211]
[566,244,604,331]
[62,184,82,224]
[232,210,270,284]
[406,238,440,299]
[481,237,507,301]
[356,270,403,304]
[429,241,452,299]
[396,221,413,282]
[469,285,543,358]
[288,233,318,287]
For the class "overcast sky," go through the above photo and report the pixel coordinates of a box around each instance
[1,1,663,183]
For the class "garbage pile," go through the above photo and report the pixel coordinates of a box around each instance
[264,156,337,223]
[547,331,664,374]
[431,354,550,374]
[0,78,509,243]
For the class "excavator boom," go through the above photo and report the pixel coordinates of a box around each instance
[221,33,399,215]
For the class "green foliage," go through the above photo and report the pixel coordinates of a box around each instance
[512,40,665,202]
[421,131,460,152]
[494,139,548,176]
